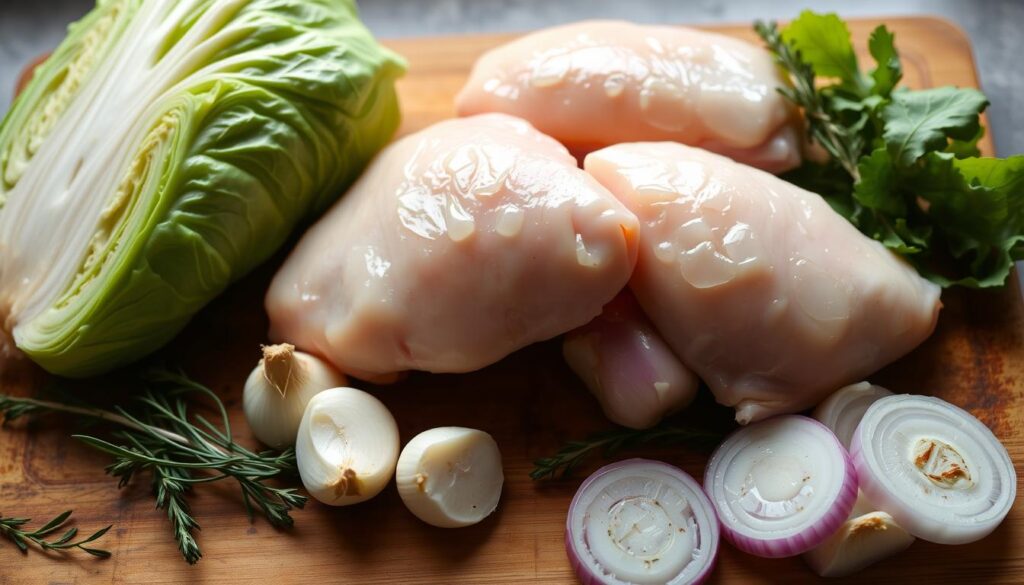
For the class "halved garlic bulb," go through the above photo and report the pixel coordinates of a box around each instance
[396,427,504,527]
[803,511,914,577]
[243,343,346,449]
[295,387,400,506]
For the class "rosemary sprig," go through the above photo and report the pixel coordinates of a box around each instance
[0,369,306,565]
[754,20,864,181]
[531,423,724,481]
[0,510,111,558]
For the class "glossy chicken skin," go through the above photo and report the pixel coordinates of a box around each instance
[563,290,699,429]
[585,143,941,423]
[456,20,801,172]
[267,114,639,380]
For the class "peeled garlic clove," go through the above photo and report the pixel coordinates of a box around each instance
[296,387,400,506]
[803,511,914,578]
[243,343,346,449]
[396,427,504,527]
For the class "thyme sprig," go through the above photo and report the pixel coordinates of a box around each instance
[754,19,865,181]
[531,423,723,481]
[0,510,111,558]
[0,369,305,565]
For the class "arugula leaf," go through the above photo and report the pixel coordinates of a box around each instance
[868,25,901,97]
[782,11,866,93]
[854,148,904,216]
[946,126,985,158]
[882,87,989,166]
[921,154,1024,244]
[852,148,928,255]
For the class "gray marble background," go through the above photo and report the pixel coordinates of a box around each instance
[1,0,1022,154]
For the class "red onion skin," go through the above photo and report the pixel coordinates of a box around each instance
[704,416,859,558]
[566,459,720,585]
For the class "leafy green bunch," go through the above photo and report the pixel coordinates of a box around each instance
[758,11,1024,287]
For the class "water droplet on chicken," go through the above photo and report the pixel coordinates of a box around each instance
[635,183,678,201]
[722,222,759,265]
[530,53,571,88]
[675,217,714,250]
[603,74,627,98]
[679,241,737,289]
[576,234,604,268]
[445,197,476,242]
[495,205,524,237]
[639,77,690,132]
[696,185,730,212]
[653,241,675,264]
[474,169,508,197]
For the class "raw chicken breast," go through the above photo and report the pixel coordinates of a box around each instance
[456,20,801,172]
[563,290,699,429]
[585,143,941,424]
[266,114,639,380]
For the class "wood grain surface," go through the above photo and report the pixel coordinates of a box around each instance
[1,16,1022,585]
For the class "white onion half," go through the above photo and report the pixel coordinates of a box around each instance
[851,394,1016,545]
[566,459,719,585]
[812,382,893,449]
[704,415,858,558]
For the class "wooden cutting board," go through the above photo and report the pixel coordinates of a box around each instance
[2,16,1022,585]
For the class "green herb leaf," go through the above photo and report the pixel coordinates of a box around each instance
[781,11,866,92]
[531,424,724,481]
[0,370,305,565]
[882,87,989,166]
[758,11,1024,288]
[912,153,1024,285]
[854,148,905,216]
[868,25,901,97]
[946,126,985,158]
[0,510,111,558]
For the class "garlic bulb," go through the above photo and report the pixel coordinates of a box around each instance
[803,511,914,577]
[396,427,503,527]
[243,343,346,449]
[295,387,400,506]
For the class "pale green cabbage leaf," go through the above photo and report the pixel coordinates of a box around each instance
[0,0,405,377]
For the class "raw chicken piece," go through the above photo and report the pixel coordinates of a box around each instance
[456,20,801,172]
[266,114,639,380]
[584,143,941,424]
[563,290,699,429]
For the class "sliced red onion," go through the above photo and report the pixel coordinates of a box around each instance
[566,459,719,585]
[812,382,893,449]
[851,394,1016,545]
[703,415,857,558]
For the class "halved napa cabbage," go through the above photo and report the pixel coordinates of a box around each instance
[0,0,405,377]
